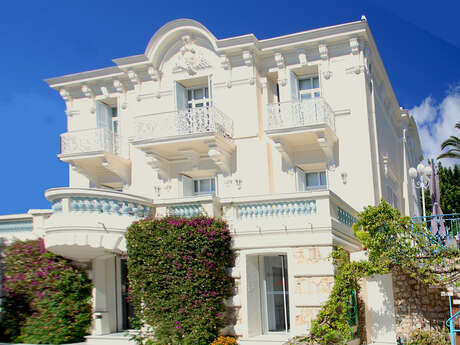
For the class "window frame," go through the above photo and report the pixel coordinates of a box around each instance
[298,75,321,100]
[187,86,210,109]
[192,176,216,196]
[304,170,327,191]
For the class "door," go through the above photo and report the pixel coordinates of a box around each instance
[261,255,290,333]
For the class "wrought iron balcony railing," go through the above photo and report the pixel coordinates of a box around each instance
[265,97,335,132]
[132,106,234,143]
[411,213,460,248]
[60,128,121,156]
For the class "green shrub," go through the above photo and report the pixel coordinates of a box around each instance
[408,329,450,345]
[126,216,234,345]
[0,239,92,344]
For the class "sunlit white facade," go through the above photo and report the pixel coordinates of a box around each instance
[1,18,423,345]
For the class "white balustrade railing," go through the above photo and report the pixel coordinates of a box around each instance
[60,128,120,156]
[266,97,335,132]
[132,106,234,142]
[46,188,154,219]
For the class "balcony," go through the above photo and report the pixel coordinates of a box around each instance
[44,188,154,260]
[265,98,337,162]
[130,106,235,173]
[59,128,130,185]
[220,190,360,251]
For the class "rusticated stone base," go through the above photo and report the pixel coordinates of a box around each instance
[392,270,450,340]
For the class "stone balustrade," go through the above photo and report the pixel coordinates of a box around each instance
[44,188,154,260]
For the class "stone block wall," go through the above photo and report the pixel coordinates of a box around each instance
[392,270,450,339]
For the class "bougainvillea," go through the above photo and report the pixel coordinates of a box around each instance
[0,239,92,344]
[126,216,234,345]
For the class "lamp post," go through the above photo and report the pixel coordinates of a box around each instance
[408,163,433,218]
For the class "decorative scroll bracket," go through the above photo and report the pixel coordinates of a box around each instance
[242,50,255,85]
[274,52,287,87]
[273,138,294,173]
[113,79,128,109]
[147,66,162,98]
[207,141,231,175]
[81,85,96,113]
[318,44,332,80]
[220,55,232,88]
[145,152,169,179]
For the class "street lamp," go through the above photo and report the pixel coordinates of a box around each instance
[408,163,433,218]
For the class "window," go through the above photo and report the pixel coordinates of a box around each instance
[187,87,209,109]
[296,168,327,192]
[298,76,320,100]
[182,175,216,197]
[386,185,399,209]
[193,177,215,195]
[306,171,327,190]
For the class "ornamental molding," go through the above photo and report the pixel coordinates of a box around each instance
[147,66,162,98]
[273,138,293,172]
[81,85,96,113]
[220,55,232,88]
[126,70,142,102]
[242,50,255,85]
[145,152,169,179]
[274,52,287,87]
[318,44,332,80]
[173,35,211,75]
[297,48,307,66]
[207,141,231,174]
[349,37,361,74]
[113,79,128,109]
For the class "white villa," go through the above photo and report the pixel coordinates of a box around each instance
[0,18,425,345]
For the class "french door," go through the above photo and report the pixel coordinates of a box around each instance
[260,255,290,333]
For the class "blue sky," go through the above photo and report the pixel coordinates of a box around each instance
[1,0,459,214]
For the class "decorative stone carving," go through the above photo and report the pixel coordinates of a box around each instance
[60,88,72,102]
[173,35,211,75]
[220,55,232,88]
[297,48,307,66]
[242,50,255,85]
[81,85,96,113]
[148,66,162,98]
[113,79,128,109]
[349,37,361,74]
[127,70,142,102]
[145,152,169,179]
[274,52,287,86]
[318,44,332,80]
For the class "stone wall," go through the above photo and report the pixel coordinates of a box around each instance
[392,270,450,339]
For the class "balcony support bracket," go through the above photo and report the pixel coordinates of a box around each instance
[273,138,294,173]
[145,152,169,179]
[316,132,335,170]
[207,141,231,175]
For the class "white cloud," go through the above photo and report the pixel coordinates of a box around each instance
[409,86,460,166]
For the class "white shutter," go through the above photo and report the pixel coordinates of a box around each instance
[289,71,299,102]
[175,82,187,111]
[296,167,306,192]
[181,175,194,197]
[96,102,112,129]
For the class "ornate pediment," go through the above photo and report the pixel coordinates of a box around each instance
[172,35,211,75]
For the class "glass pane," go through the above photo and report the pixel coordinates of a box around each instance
[205,87,209,98]
[264,256,289,332]
[195,103,203,108]
[199,179,211,193]
[300,93,312,100]
[298,78,312,90]
[306,172,319,187]
[187,90,192,101]
[313,77,319,88]
[314,91,320,98]
[194,180,199,193]
[211,178,216,192]
[319,171,327,186]
[194,88,204,99]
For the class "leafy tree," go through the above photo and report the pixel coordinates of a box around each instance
[423,162,460,215]
[438,122,460,160]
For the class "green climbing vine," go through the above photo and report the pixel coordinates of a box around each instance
[287,200,460,345]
